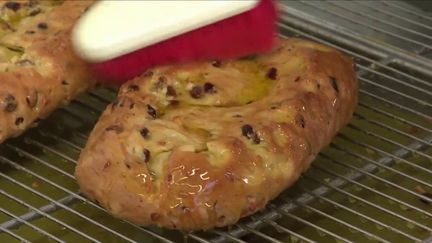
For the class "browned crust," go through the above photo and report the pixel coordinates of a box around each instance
[0,0,95,143]
[75,38,358,230]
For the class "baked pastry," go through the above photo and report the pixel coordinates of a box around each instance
[0,0,95,143]
[75,38,358,230]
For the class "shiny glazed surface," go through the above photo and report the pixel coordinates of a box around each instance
[75,38,358,230]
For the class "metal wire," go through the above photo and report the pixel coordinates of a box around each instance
[357,65,432,97]
[259,218,316,243]
[289,199,390,242]
[278,21,432,89]
[0,225,31,243]
[0,188,101,242]
[383,1,432,21]
[236,223,284,243]
[0,203,65,243]
[357,102,432,133]
[327,1,432,40]
[302,175,432,233]
[359,77,431,108]
[279,5,432,73]
[299,1,432,50]
[5,144,75,179]
[346,124,432,160]
[325,145,432,204]
[338,131,432,176]
[277,23,432,119]
[0,147,176,243]
[269,204,352,243]
[297,185,423,241]
[1,1,431,242]
[0,194,77,230]
[0,172,134,243]
[313,156,432,218]
[352,113,431,145]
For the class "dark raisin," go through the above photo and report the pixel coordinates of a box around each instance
[240,54,257,60]
[60,80,69,85]
[150,213,160,221]
[147,105,157,119]
[15,117,24,125]
[2,22,15,32]
[241,124,254,139]
[7,46,23,52]
[37,22,48,29]
[316,81,321,89]
[190,86,203,99]
[420,192,432,205]
[142,70,153,77]
[149,170,156,181]
[28,0,37,7]
[224,171,235,182]
[353,63,359,71]
[140,127,149,138]
[103,161,111,169]
[5,2,20,11]
[211,60,222,67]
[4,94,17,112]
[127,84,139,92]
[329,76,339,93]
[129,103,135,109]
[33,118,41,125]
[181,206,191,213]
[252,133,261,144]
[26,91,38,108]
[105,125,123,134]
[112,99,120,106]
[154,76,167,91]
[125,163,131,169]
[297,114,305,128]
[143,149,151,163]
[218,215,226,222]
[294,76,300,82]
[416,186,432,205]
[266,67,278,80]
[25,30,35,34]
[167,174,173,183]
[29,8,41,16]
[203,82,216,94]
[170,100,180,106]
[112,99,124,110]
[16,59,34,66]
[166,85,176,97]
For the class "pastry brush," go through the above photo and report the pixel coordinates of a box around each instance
[72,0,278,85]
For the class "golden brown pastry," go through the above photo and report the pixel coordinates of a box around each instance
[0,0,95,143]
[75,38,358,231]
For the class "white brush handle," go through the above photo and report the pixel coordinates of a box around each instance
[72,0,259,62]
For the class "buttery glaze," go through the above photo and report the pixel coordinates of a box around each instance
[75,38,358,230]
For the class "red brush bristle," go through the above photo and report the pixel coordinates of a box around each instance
[91,0,278,85]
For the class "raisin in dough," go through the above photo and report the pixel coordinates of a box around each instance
[0,0,95,143]
[75,38,358,230]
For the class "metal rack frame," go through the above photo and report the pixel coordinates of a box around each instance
[1,1,431,242]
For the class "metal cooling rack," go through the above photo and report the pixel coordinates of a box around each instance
[1,1,431,242]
